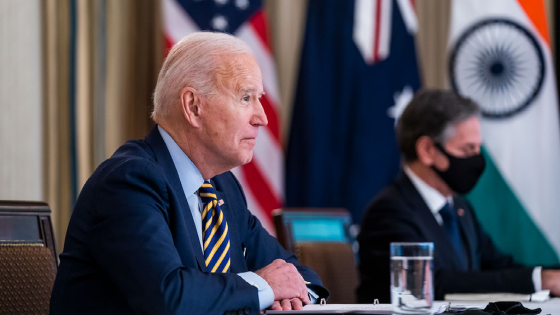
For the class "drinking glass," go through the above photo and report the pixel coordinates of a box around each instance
[390,242,434,314]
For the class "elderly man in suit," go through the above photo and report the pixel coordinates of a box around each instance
[357,89,560,303]
[50,32,328,315]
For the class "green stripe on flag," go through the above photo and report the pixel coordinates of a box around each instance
[464,147,559,266]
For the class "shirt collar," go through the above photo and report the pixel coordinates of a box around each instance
[403,165,452,215]
[158,125,204,197]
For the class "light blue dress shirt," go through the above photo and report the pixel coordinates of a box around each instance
[159,126,319,307]
[158,126,274,310]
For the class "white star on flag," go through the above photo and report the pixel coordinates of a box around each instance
[211,15,228,30]
[235,0,249,10]
[387,85,414,127]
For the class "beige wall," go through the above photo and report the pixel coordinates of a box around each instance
[264,0,309,144]
[416,0,451,89]
[0,0,43,201]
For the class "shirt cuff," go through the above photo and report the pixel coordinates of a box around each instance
[308,288,319,304]
[237,272,274,310]
[533,266,542,292]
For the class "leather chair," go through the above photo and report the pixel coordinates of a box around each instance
[0,201,58,315]
[273,208,359,304]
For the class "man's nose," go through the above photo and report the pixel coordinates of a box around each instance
[474,144,481,155]
[252,99,268,127]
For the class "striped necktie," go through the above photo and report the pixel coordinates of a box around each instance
[199,180,231,273]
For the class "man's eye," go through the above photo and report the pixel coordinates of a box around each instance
[243,96,250,102]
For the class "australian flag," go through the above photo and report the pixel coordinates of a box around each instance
[286,0,421,224]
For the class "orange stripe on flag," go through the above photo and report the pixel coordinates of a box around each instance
[517,0,550,47]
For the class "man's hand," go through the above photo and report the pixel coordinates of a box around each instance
[542,269,560,296]
[255,259,310,305]
[267,298,304,311]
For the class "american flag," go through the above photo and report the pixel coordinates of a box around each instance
[163,0,283,234]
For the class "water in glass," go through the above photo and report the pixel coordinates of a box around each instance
[391,243,433,314]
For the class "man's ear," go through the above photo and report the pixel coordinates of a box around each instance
[180,86,202,128]
[416,136,437,166]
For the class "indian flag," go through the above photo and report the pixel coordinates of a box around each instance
[448,0,560,266]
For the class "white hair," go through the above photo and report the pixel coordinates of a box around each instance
[151,32,253,122]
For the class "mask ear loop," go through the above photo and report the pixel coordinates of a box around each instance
[432,141,447,156]
[431,141,452,171]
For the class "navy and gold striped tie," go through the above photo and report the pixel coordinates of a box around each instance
[199,180,231,273]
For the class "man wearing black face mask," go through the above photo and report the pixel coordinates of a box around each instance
[357,89,560,303]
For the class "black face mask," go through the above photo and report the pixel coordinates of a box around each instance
[431,143,486,194]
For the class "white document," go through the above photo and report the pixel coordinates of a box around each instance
[265,304,393,314]
[444,290,550,303]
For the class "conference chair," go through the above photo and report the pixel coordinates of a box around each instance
[273,208,359,304]
[0,201,58,315]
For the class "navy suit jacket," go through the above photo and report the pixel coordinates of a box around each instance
[51,126,327,315]
[357,172,533,303]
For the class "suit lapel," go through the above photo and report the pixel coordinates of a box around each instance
[144,126,207,272]
[396,173,466,269]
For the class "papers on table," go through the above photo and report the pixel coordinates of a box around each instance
[265,299,560,314]
[444,290,550,303]
[265,304,393,314]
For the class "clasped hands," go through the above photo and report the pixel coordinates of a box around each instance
[255,259,310,311]
[542,269,560,296]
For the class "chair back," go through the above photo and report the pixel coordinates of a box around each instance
[0,201,58,315]
[273,208,359,303]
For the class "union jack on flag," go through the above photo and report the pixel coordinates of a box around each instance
[163,0,283,233]
[353,0,417,64]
